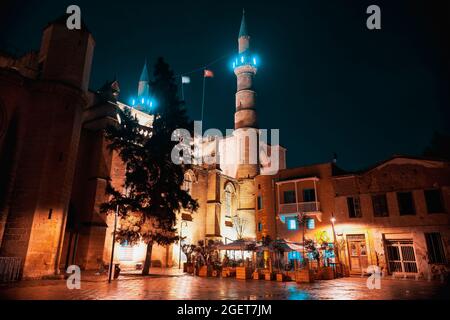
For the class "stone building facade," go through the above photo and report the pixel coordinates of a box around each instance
[332,156,450,278]
[256,156,450,278]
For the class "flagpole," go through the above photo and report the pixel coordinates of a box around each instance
[201,70,206,125]
[181,80,185,101]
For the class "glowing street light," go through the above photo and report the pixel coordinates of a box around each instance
[330,214,341,273]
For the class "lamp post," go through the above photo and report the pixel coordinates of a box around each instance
[178,220,188,269]
[330,214,341,274]
[108,204,119,283]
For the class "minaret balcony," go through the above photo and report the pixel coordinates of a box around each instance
[233,53,258,70]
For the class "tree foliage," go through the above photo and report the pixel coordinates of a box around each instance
[101,57,199,251]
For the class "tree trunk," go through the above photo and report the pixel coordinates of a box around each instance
[142,240,154,275]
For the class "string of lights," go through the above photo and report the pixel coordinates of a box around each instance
[176,52,234,78]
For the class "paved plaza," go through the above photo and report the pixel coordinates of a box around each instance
[0,268,448,300]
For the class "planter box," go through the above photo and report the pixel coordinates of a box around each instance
[198,266,211,277]
[295,269,314,283]
[183,263,193,274]
[265,272,275,281]
[276,273,288,282]
[236,267,252,280]
[321,267,334,280]
[253,271,264,280]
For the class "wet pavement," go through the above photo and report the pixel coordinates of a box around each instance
[0,268,448,300]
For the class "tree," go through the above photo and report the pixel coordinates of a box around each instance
[101,57,199,275]
[232,215,247,240]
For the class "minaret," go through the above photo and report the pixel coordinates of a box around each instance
[138,60,150,98]
[134,60,152,112]
[234,9,257,131]
[233,10,259,179]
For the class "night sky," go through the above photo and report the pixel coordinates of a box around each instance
[1,0,449,170]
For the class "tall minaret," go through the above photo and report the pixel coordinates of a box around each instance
[134,60,152,112]
[234,9,258,131]
[233,10,259,179]
[138,60,150,98]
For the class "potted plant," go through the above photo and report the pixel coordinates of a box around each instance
[182,244,196,273]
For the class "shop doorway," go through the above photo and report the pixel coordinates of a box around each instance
[347,234,369,274]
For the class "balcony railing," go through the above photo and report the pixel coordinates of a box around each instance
[279,202,321,214]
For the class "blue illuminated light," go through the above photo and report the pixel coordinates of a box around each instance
[141,98,145,104]
[306,218,315,230]
[131,98,136,106]
[287,217,297,230]
[233,51,259,70]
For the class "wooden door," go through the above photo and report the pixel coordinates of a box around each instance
[347,234,369,274]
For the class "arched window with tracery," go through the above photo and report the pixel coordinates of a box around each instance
[224,183,236,219]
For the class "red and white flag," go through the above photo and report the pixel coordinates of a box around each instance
[204,69,214,78]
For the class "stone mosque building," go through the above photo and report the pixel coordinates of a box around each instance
[1,12,448,281]
[0,12,285,278]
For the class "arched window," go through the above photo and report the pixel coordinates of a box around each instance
[224,183,236,218]
[182,170,195,194]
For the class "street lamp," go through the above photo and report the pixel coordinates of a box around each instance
[108,204,119,283]
[330,214,341,271]
[178,220,188,269]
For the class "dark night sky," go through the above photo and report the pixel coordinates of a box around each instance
[1,0,449,170]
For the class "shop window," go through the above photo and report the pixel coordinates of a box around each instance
[372,194,389,217]
[397,192,416,216]
[425,233,446,264]
[347,196,362,218]
[283,190,296,204]
[425,189,445,214]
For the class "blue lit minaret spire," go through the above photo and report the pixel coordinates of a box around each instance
[132,60,153,113]
[138,60,150,98]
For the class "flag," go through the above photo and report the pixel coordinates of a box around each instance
[182,76,191,84]
[204,69,214,78]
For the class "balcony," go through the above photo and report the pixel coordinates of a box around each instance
[279,201,321,215]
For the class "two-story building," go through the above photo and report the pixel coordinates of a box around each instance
[255,156,450,279]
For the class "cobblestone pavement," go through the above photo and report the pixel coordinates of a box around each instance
[0,269,448,300]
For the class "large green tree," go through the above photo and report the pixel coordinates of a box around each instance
[101,57,198,275]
